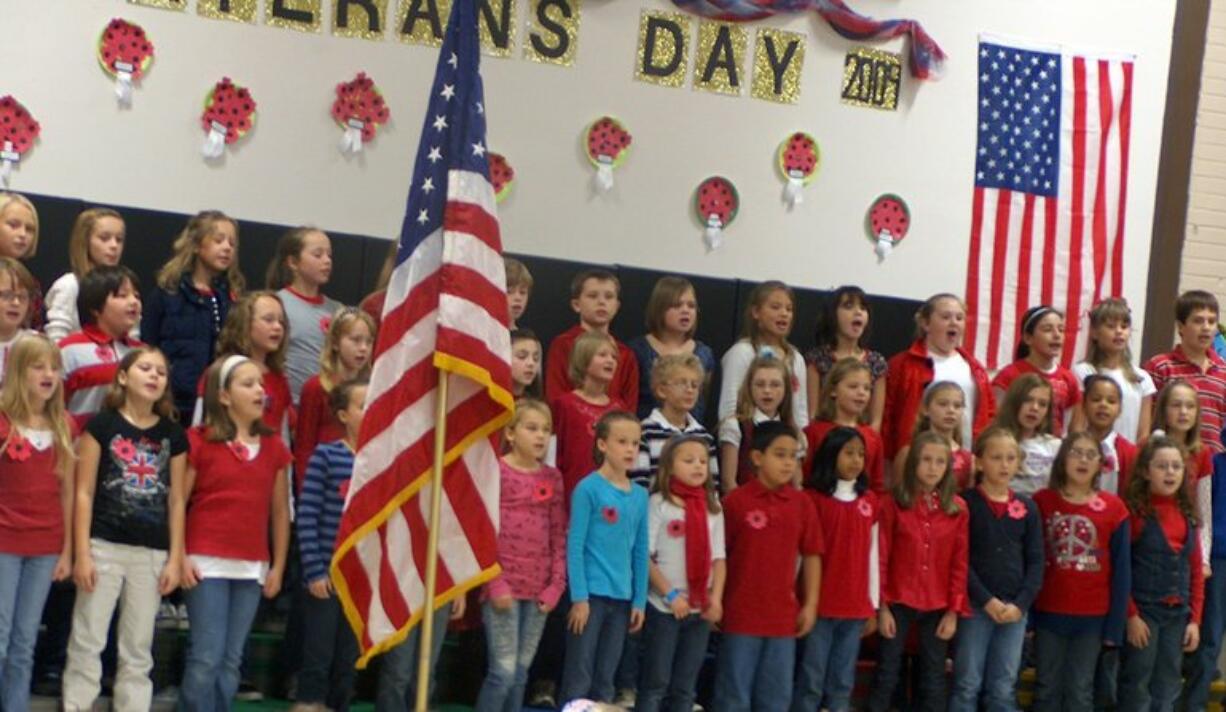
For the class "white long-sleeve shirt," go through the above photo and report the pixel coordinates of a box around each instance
[716,339,808,430]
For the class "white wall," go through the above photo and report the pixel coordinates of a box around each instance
[3,0,1175,326]
[1182,2,1226,301]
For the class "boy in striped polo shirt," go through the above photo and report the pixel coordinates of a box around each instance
[630,353,718,490]
[58,265,142,428]
[296,378,367,710]
[1143,290,1226,454]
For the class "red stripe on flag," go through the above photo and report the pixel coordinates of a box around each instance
[439,263,513,329]
[1015,193,1036,353]
[1112,62,1133,297]
[336,547,375,649]
[1091,59,1114,304]
[443,456,501,566]
[444,201,503,254]
[438,326,513,388]
[986,190,1012,370]
[1041,197,1057,306]
[372,270,442,363]
[1063,57,1088,366]
[965,187,986,358]
[401,490,457,606]
[377,525,413,632]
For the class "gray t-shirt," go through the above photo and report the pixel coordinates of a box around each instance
[277,288,342,405]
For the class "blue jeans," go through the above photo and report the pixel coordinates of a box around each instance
[0,553,57,712]
[950,607,1027,712]
[178,578,263,712]
[1032,627,1102,711]
[374,603,451,711]
[474,599,549,712]
[791,617,864,712]
[1118,605,1186,712]
[637,607,712,712]
[1185,555,1226,711]
[712,633,796,712]
[559,596,631,705]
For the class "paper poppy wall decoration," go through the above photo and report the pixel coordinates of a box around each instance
[200,78,257,160]
[0,96,40,188]
[866,193,909,262]
[332,72,390,155]
[488,152,514,203]
[98,19,155,106]
[777,131,819,209]
[585,116,632,192]
[695,175,739,251]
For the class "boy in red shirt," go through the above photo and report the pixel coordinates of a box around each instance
[545,269,639,413]
[1143,290,1226,454]
[714,421,823,712]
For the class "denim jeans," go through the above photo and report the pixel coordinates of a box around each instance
[297,592,358,711]
[712,633,795,712]
[791,617,864,712]
[559,596,631,705]
[178,578,263,712]
[0,553,57,712]
[868,604,949,712]
[1184,555,1226,711]
[374,603,451,712]
[474,599,550,712]
[637,607,712,712]
[1032,627,1102,711]
[949,607,1027,712]
[1118,605,1186,712]
[614,628,642,692]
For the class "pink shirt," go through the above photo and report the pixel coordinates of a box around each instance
[486,460,568,608]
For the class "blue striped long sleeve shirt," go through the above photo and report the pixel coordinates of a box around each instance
[297,440,353,583]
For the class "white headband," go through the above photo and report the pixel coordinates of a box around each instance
[218,355,251,385]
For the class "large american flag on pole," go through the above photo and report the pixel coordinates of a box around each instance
[330,0,513,666]
[964,36,1135,371]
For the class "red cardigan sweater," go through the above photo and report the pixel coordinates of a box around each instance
[883,339,995,460]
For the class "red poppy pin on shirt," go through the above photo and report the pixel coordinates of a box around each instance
[228,440,250,462]
[746,510,768,530]
[533,481,553,502]
[666,519,685,538]
[96,344,116,362]
[601,506,619,524]
[1007,499,1027,520]
[319,315,332,334]
[857,499,873,518]
[111,437,137,463]
[5,435,31,462]
[1088,494,1106,512]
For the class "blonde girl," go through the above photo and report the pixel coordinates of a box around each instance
[892,381,972,490]
[142,210,243,419]
[44,207,127,342]
[993,373,1062,496]
[805,358,887,492]
[0,193,42,328]
[718,355,797,493]
[717,281,808,429]
[266,227,340,404]
[1151,379,1214,567]
[1071,299,1155,441]
[293,307,375,484]
[62,347,188,710]
[0,335,75,712]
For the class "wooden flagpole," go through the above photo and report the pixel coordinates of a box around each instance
[415,371,450,712]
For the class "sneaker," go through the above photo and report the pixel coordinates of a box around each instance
[612,688,636,708]
[528,680,557,708]
[235,681,264,702]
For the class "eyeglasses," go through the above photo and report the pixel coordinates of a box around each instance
[0,290,29,304]
[667,379,702,391]
[1068,447,1101,461]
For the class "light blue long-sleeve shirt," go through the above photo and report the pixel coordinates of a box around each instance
[567,472,649,610]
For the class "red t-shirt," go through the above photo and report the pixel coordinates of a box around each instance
[722,478,824,637]
[551,390,626,500]
[992,360,1082,437]
[809,489,878,619]
[545,325,639,414]
[1033,488,1129,617]
[0,415,69,556]
[293,375,344,490]
[802,421,886,493]
[879,491,970,613]
[185,427,292,562]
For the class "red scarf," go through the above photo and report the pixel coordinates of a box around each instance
[669,481,712,610]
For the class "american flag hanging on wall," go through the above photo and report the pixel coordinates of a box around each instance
[330,0,513,666]
[964,36,1135,371]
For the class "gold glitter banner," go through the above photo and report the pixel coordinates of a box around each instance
[127,0,184,9]
[524,0,580,67]
[841,46,901,111]
[751,28,804,105]
[634,10,690,89]
[477,0,515,58]
[198,0,256,23]
[266,0,322,33]
[333,0,389,40]
[394,0,451,46]
[693,20,746,96]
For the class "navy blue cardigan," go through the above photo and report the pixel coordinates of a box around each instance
[141,275,234,417]
[963,487,1045,612]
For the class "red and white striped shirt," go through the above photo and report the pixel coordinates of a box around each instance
[59,325,142,428]
[1143,347,1226,454]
